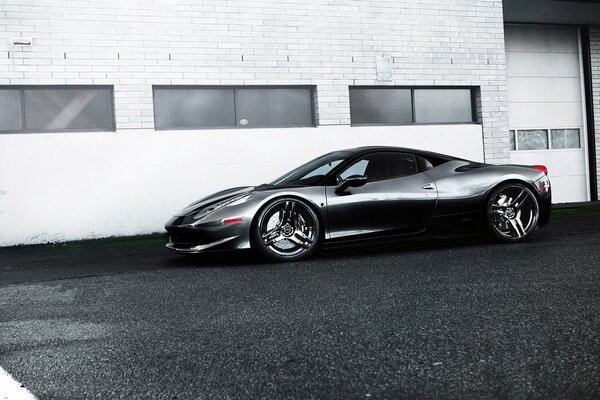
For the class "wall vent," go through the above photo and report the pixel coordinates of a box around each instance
[11,37,32,46]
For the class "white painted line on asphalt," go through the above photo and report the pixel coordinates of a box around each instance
[0,367,37,400]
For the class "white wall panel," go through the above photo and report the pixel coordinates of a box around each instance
[510,150,587,203]
[507,77,582,103]
[505,25,579,53]
[544,176,588,203]
[506,52,581,78]
[510,149,587,176]
[0,125,484,246]
[508,102,583,128]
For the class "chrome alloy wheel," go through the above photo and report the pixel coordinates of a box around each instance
[488,183,539,240]
[255,198,319,260]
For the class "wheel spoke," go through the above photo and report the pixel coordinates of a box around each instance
[515,210,527,234]
[295,229,313,243]
[512,190,528,209]
[264,233,286,246]
[508,218,522,238]
[492,208,505,215]
[500,217,512,233]
[290,203,297,225]
[281,202,289,223]
[496,194,508,206]
[276,209,284,227]
[262,227,280,241]
[288,233,310,249]
[293,213,303,228]
[282,201,295,224]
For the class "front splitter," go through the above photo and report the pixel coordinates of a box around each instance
[165,236,237,254]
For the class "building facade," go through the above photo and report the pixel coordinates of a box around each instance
[0,0,598,246]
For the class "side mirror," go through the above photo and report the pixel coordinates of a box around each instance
[335,175,367,194]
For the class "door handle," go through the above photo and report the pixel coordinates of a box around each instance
[421,183,435,190]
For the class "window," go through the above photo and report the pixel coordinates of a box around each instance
[0,90,23,131]
[300,159,344,181]
[153,88,235,129]
[510,128,581,151]
[0,86,115,133]
[414,89,473,123]
[349,86,476,125]
[271,151,350,187]
[235,88,314,128]
[153,86,315,130]
[416,155,435,171]
[550,129,580,149]
[339,159,369,181]
[517,129,548,150]
[338,152,417,183]
[349,88,412,125]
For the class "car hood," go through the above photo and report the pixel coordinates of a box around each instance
[174,186,255,217]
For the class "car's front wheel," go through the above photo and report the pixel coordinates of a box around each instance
[252,198,320,262]
[486,182,540,241]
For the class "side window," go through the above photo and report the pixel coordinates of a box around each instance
[301,159,344,181]
[416,155,434,171]
[337,152,417,183]
[338,159,369,181]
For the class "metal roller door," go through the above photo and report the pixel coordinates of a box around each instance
[506,24,589,203]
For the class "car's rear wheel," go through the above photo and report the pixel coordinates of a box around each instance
[486,182,540,241]
[252,198,320,262]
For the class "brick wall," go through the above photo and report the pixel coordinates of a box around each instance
[1,0,509,163]
[590,26,600,198]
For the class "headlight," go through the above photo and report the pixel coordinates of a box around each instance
[193,193,251,220]
[535,176,550,194]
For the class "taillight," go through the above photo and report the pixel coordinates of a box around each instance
[531,165,548,175]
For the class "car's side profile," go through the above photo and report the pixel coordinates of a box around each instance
[165,146,551,261]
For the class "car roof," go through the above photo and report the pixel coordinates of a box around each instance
[337,146,466,162]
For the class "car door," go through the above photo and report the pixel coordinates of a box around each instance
[325,151,438,240]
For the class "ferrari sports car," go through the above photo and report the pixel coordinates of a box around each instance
[165,146,551,261]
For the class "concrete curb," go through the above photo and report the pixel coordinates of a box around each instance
[552,201,600,209]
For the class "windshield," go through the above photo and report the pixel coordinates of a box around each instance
[270,151,351,186]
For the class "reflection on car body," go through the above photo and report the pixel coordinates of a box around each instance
[165,146,551,261]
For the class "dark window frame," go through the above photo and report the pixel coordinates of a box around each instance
[152,85,317,130]
[349,85,479,126]
[0,85,116,134]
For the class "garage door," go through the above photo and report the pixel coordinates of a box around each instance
[505,24,589,203]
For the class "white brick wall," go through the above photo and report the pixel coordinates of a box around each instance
[1,0,509,163]
[590,26,600,198]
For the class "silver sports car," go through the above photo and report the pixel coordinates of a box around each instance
[165,146,551,261]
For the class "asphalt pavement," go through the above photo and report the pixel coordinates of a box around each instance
[0,215,599,399]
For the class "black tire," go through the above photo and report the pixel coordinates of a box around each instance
[486,182,540,242]
[252,197,320,262]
